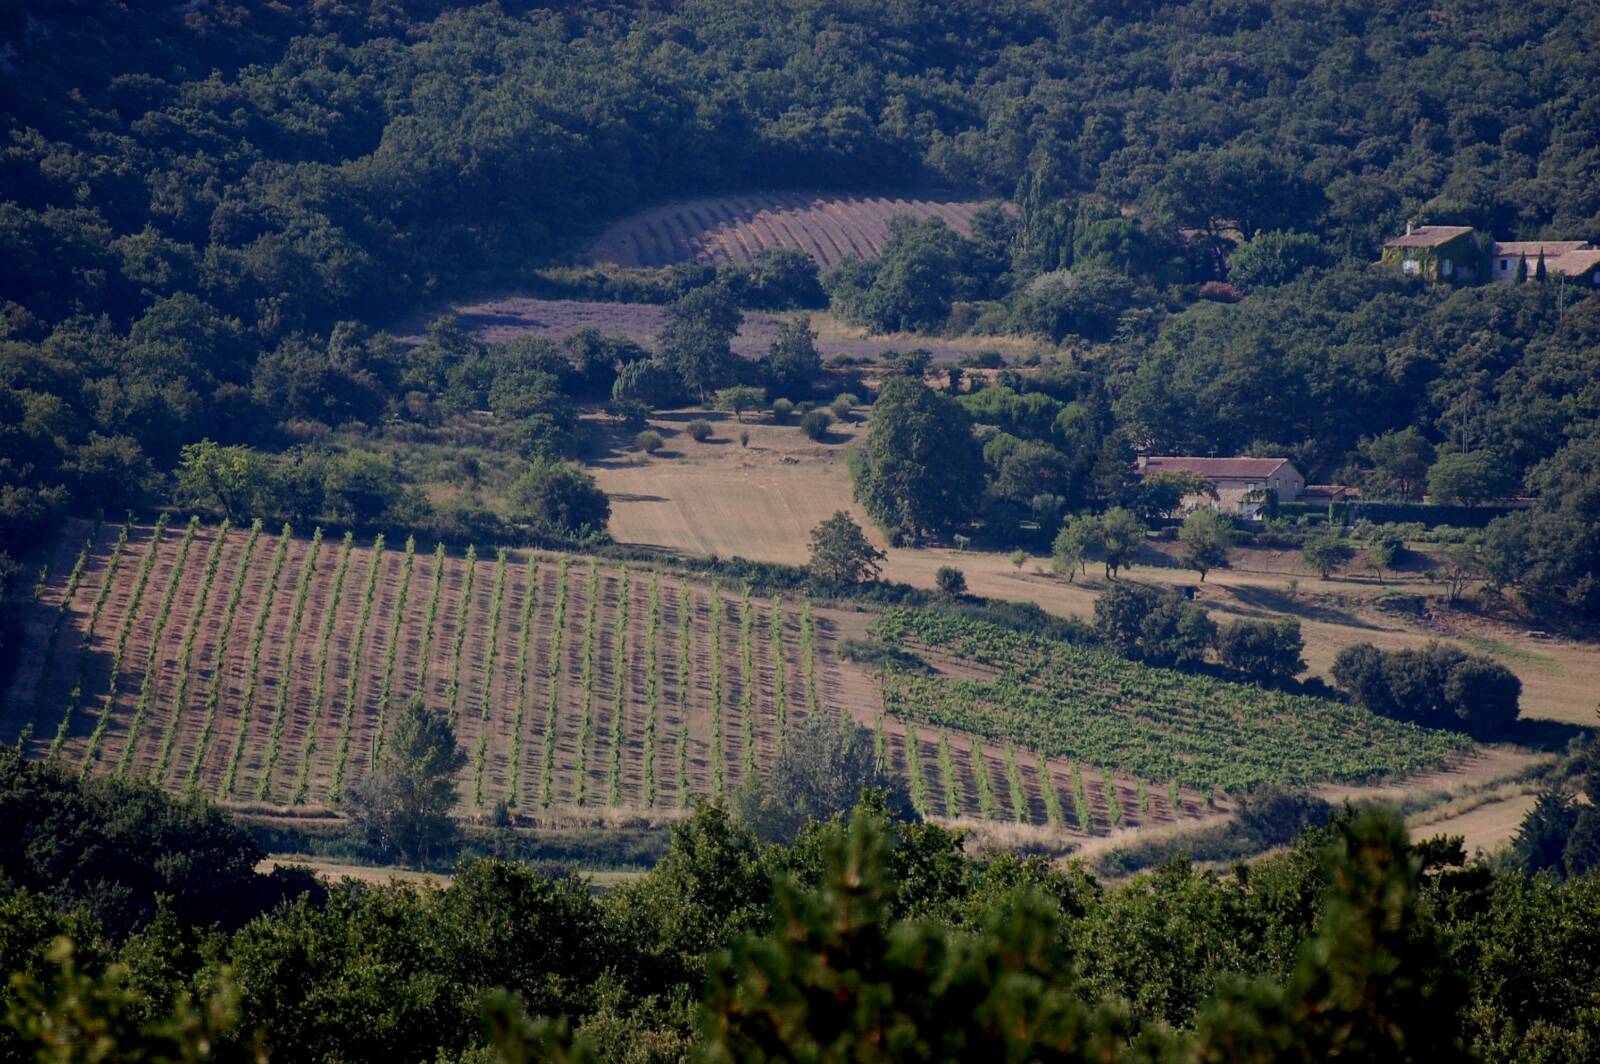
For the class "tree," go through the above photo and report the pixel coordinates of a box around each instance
[852,377,983,538]
[714,386,765,423]
[1093,583,1215,666]
[1052,513,1100,580]
[1217,619,1306,680]
[732,714,913,844]
[1129,471,1213,521]
[176,440,274,522]
[1097,507,1145,579]
[1511,788,1579,875]
[1360,428,1435,500]
[934,566,967,595]
[764,316,822,398]
[1177,509,1233,581]
[807,512,885,585]
[1331,641,1520,737]
[1364,533,1402,582]
[658,284,741,402]
[1426,451,1516,505]
[507,460,610,538]
[1302,532,1356,579]
[799,409,832,441]
[322,450,404,524]
[611,359,681,408]
[341,696,466,869]
[1226,230,1330,289]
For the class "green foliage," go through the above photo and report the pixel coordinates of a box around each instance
[507,461,610,539]
[1177,509,1233,581]
[1427,450,1517,505]
[1226,230,1331,289]
[341,697,467,869]
[877,607,1469,793]
[1096,507,1146,578]
[852,377,983,537]
[253,528,323,798]
[798,408,832,441]
[934,565,967,595]
[291,530,353,803]
[1216,619,1307,681]
[714,387,766,423]
[736,712,913,844]
[1332,641,1521,737]
[1301,532,1356,579]
[1093,583,1216,667]
[634,429,663,454]
[806,511,885,584]
[659,285,741,401]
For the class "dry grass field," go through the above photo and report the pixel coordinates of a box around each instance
[582,191,989,269]
[587,409,1600,733]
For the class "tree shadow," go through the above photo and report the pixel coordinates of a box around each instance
[1495,717,1595,753]
[1222,584,1391,631]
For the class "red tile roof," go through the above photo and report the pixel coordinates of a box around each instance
[1137,456,1290,479]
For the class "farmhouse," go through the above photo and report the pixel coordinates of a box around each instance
[1136,456,1305,517]
[1380,223,1600,287]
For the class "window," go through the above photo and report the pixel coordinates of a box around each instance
[1442,259,1454,276]
[1402,258,1419,274]
[1500,258,1511,271]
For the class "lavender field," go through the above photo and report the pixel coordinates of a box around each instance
[399,297,1010,365]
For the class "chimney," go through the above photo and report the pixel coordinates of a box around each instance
[1405,220,1414,236]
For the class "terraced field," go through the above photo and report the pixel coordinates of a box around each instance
[583,191,990,269]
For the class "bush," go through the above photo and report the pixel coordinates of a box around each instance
[830,393,859,419]
[772,398,795,421]
[800,409,833,441]
[934,566,967,595]
[1217,619,1306,680]
[1093,582,1215,667]
[686,419,714,442]
[1331,641,1521,737]
[1233,786,1332,847]
[635,429,663,454]
[507,460,611,539]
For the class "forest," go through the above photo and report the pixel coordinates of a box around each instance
[4,746,1600,1062]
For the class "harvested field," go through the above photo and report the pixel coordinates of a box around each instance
[398,298,1010,366]
[583,191,990,269]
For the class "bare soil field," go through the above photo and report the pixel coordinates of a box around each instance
[582,191,989,269]
[586,410,1600,732]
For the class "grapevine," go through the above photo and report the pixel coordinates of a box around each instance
[938,732,962,818]
[606,565,630,805]
[445,544,478,726]
[904,724,928,817]
[79,514,171,775]
[675,582,692,807]
[1037,751,1064,828]
[505,554,539,806]
[218,523,292,796]
[1004,746,1027,823]
[708,582,724,800]
[330,534,386,801]
[116,516,200,777]
[539,557,570,807]
[416,544,447,691]
[470,547,508,806]
[151,519,233,784]
[290,531,353,803]
[50,516,133,760]
[970,738,998,820]
[255,528,324,800]
[769,596,787,752]
[738,585,755,779]
[370,535,417,766]
[574,560,598,806]
[642,571,659,806]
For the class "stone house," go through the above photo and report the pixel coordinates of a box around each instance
[1135,456,1305,518]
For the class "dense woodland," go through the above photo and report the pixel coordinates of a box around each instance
[4,748,1600,1062]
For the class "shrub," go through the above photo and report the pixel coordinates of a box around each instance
[1331,641,1521,736]
[508,460,611,538]
[687,419,714,442]
[772,398,795,421]
[635,429,664,453]
[830,393,859,419]
[1094,583,1216,667]
[739,429,750,448]
[935,566,967,595]
[1217,619,1306,680]
[800,409,833,441]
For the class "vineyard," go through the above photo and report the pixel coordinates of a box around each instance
[870,607,1474,824]
[582,191,988,270]
[3,519,846,816]
[3,520,1477,839]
